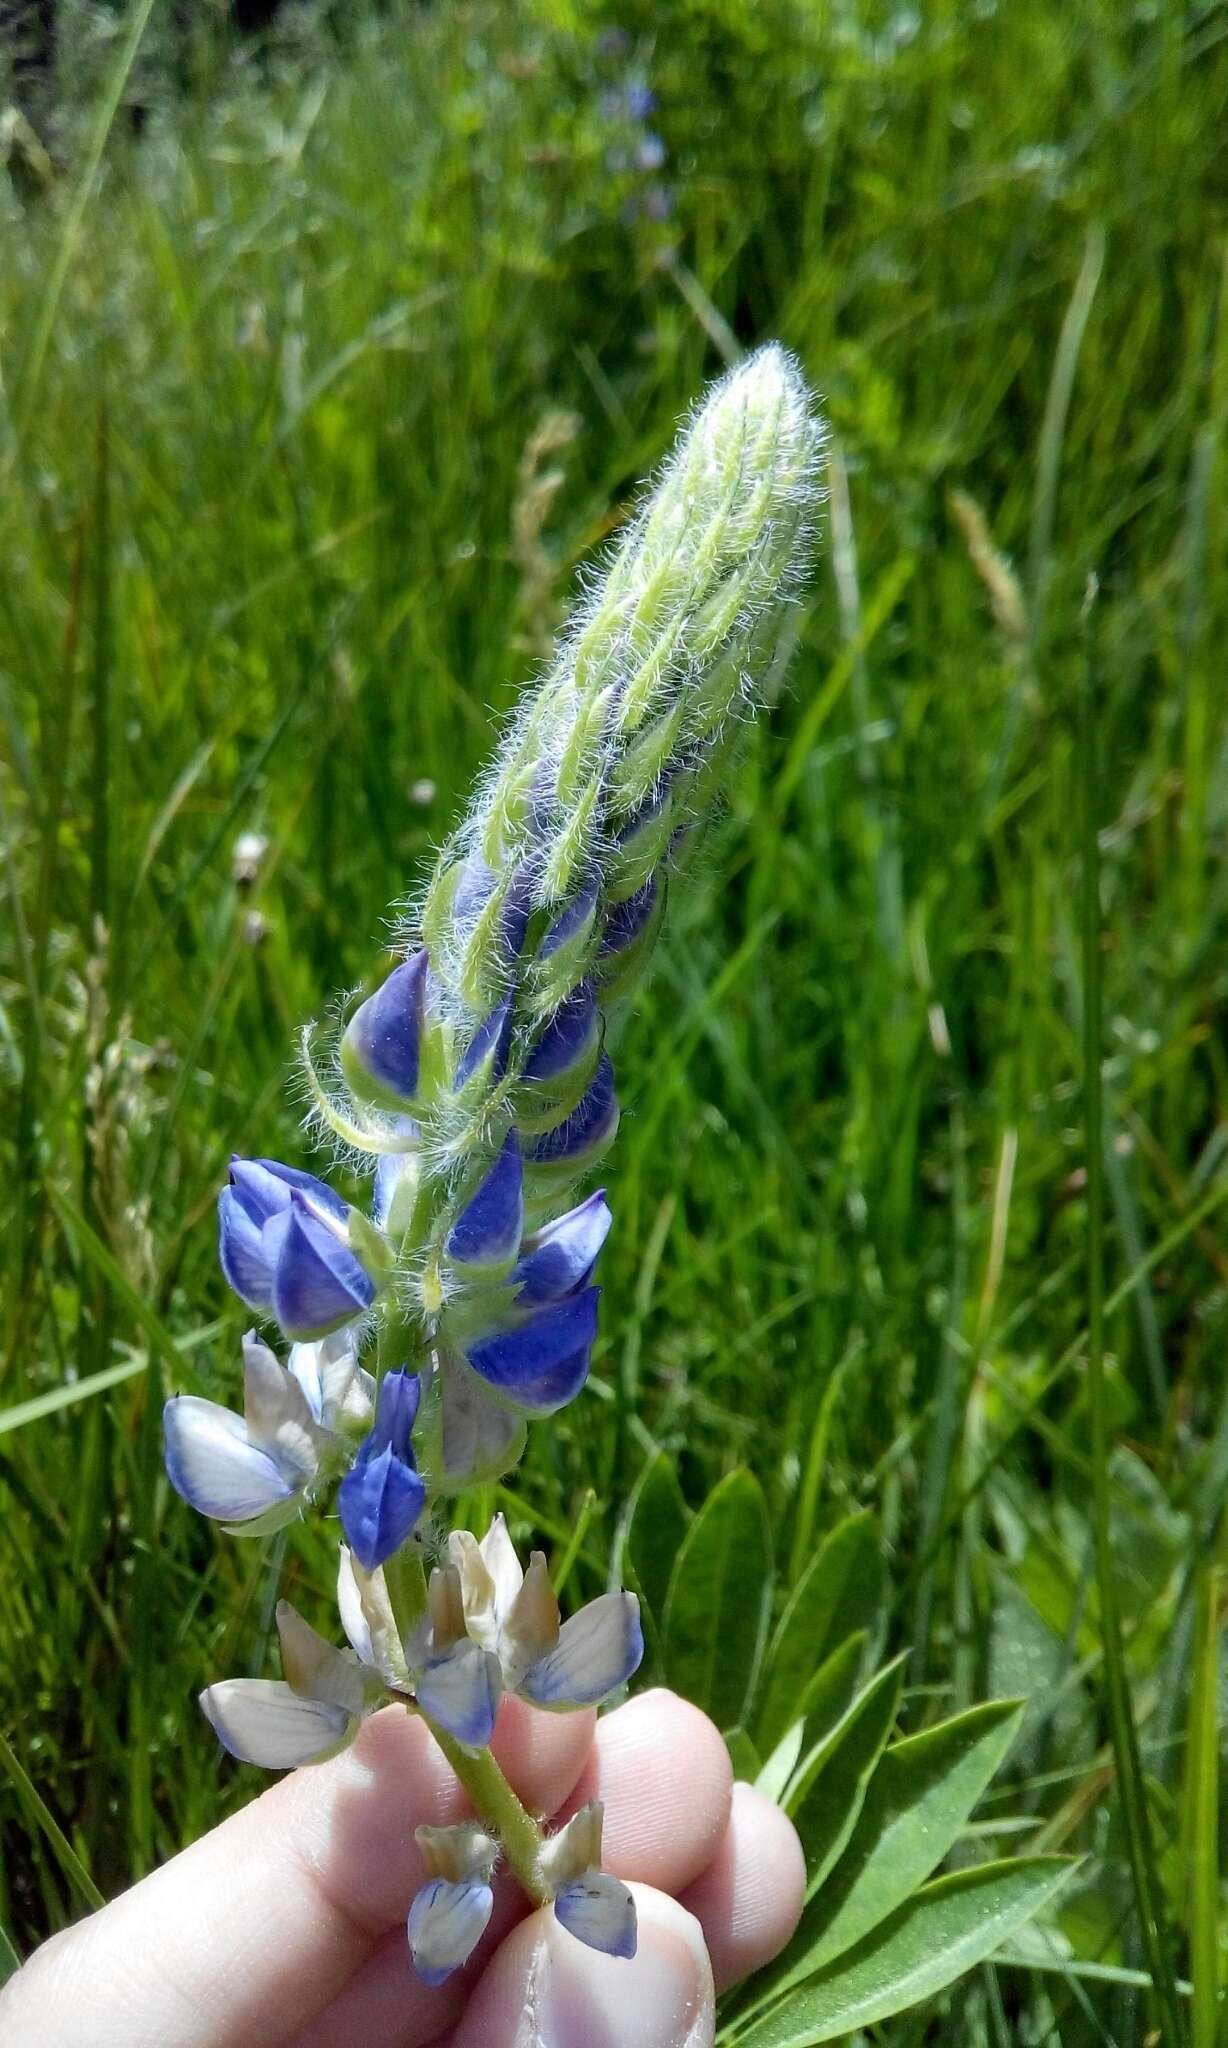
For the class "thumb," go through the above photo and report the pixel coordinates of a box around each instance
[450,1883,715,2048]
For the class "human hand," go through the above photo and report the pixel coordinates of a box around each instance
[0,1688,803,2048]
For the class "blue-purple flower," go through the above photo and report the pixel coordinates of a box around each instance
[341,950,430,1107]
[337,1368,426,1570]
[218,1157,381,1341]
[441,1159,612,1419]
[445,1131,524,1275]
[163,1328,371,1534]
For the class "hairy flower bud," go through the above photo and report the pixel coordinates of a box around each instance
[421,344,822,1048]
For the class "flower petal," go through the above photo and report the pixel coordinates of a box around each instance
[445,1132,524,1272]
[241,1332,325,1479]
[500,1551,560,1691]
[447,1531,501,1653]
[338,1442,426,1571]
[266,1201,376,1341]
[554,1872,638,1959]
[599,875,659,957]
[230,1157,348,1227]
[415,1822,498,1885]
[519,1592,643,1709]
[336,1548,409,1687]
[537,883,598,962]
[540,1801,604,1889]
[415,1640,502,1749]
[275,1600,366,1716]
[372,1145,417,1231]
[217,1188,273,1310]
[199,1679,355,1769]
[454,999,514,1090]
[407,1877,494,1986]
[163,1396,295,1523]
[464,1289,599,1415]
[477,1511,526,1623]
[513,1190,612,1305]
[523,983,599,1083]
[368,1367,422,1460]
[343,952,429,1103]
[439,1355,527,1487]
[289,1328,371,1430]
[526,1056,618,1168]
[336,1545,374,1666]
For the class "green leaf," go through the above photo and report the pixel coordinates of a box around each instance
[788,1698,1024,1978]
[756,1511,882,1752]
[625,1450,689,1628]
[756,1632,867,1808]
[664,1468,774,1731]
[734,1857,1077,2045]
[788,1655,905,1895]
[726,1727,763,1781]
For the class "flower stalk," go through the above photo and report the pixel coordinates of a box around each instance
[165,344,824,1981]
[419,1711,552,1907]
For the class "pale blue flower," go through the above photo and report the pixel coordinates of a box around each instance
[163,1329,370,1533]
[541,1802,637,1958]
[200,1600,379,1769]
[407,1824,498,1985]
[447,1514,642,1709]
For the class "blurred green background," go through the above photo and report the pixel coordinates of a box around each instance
[1,0,1227,2037]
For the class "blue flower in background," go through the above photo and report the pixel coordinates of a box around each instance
[218,1156,380,1341]
[337,1368,426,1570]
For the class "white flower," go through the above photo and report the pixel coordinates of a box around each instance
[337,1546,503,1749]
[447,1513,642,1709]
[164,1329,371,1534]
[200,1600,379,1769]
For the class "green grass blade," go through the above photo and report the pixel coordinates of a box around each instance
[0,1356,148,1437]
[0,1727,105,1916]
[9,0,160,442]
[1079,608,1183,2043]
[1186,1564,1220,2048]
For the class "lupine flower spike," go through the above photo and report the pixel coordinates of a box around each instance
[165,346,823,1981]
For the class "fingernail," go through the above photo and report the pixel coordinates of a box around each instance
[453,1882,714,2048]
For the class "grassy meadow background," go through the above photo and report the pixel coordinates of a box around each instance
[2,0,1228,2037]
